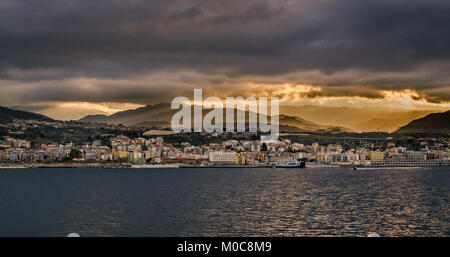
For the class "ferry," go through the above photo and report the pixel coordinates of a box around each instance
[275,160,306,168]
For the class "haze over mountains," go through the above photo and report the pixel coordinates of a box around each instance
[79,103,349,132]
[78,103,446,133]
[279,105,438,132]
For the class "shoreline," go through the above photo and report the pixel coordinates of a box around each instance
[0,163,449,169]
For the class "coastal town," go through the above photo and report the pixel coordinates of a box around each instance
[0,119,449,168]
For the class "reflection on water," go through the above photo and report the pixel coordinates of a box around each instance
[0,167,448,236]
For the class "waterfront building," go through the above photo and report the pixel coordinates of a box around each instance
[113,149,129,161]
[368,150,385,160]
[8,151,20,161]
[236,153,246,165]
[209,151,237,165]
[128,151,146,164]
[406,151,427,160]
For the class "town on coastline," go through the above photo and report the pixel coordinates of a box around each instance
[0,119,449,169]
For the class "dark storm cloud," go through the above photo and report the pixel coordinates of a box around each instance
[0,0,450,105]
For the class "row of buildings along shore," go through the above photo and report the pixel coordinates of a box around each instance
[1,133,449,167]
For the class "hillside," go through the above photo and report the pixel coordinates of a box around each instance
[79,103,175,125]
[396,110,450,134]
[0,106,53,122]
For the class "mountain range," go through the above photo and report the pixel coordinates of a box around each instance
[1,104,448,134]
[79,103,446,133]
[79,103,352,132]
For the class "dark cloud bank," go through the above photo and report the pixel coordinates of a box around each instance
[0,0,450,106]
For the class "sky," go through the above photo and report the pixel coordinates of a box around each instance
[0,0,450,120]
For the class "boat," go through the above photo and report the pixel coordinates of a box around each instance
[275,160,306,168]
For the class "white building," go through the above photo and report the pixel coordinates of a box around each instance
[209,151,236,165]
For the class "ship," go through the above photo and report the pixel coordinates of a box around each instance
[275,160,306,168]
